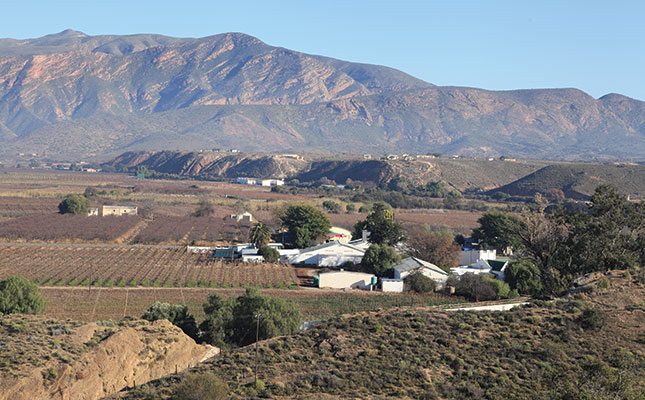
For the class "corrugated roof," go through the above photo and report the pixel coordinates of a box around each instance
[393,257,447,276]
[488,260,508,271]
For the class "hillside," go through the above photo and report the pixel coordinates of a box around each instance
[116,271,645,399]
[0,31,644,160]
[106,150,549,190]
[0,317,216,400]
[489,163,645,199]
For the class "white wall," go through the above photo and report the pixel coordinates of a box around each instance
[381,279,404,292]
[461,249,496,265]
[318,271,375,289]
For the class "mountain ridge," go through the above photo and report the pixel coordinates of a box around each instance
[0,31,644,160]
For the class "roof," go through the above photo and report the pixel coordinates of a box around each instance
[393,257,447,276]
[298,240,366,255]
[488,259,508,272]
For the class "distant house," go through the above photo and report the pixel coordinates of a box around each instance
[236,177,256,185]
[258,179,284,187]
[102,205,137,216]
[230,211,253,222]
[392,257,449,290]
[451,258,509,281]
[316,271,376,290]
[241,255,264,263]
[288,240,367,267]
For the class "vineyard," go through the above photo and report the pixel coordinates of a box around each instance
[0,244,297,288]
[0,214,141,242]
[134,216,251,244]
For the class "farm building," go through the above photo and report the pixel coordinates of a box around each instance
[258,179,284,186]
[316,271,376,290]
[102,205,138,216]
[461,249,496,265]
[381,278,405,292]
[230,211,253,222]
[236,177,256,185]
[393,257,449,290]
[288,240,367,267]
[452,258,510,280]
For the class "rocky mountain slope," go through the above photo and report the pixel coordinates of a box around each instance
[0,317,217,400]
[0,31,644,160]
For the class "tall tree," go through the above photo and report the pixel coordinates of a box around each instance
[0,276,46,315]
[353,202,406,246]
[405,226,460,272]
[249,222,272,248]
[361,244,401,277]
[58,194,90,215]
[279,204,331,248]
[472,211,522,251]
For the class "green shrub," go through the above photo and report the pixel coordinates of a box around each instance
[58,194,90,215]
[259,245,280,261]
[577,308,606,331]
[0,276,46,314]
[483,276,512,299]
[142,302,198,340]
[171,372,228,400]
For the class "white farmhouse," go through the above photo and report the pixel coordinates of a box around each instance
[461,249,496,266]
[392,257,449,289]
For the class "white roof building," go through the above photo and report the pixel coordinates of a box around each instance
[317,271,376,290]
[288,240,367,267]
[392,257,449,289]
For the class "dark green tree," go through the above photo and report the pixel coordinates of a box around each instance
[142,302,198,340]
[353,202,406,245]
[454,273,497,302]
[361,244,401,277]
[504,259,543,296]
[249,222,272,248]
[322,200,341,214]
[58,194,90,215]
[259,245,280,261]
[0,276,46,314]
[279,204,331,248]
[227,287,302,347]
[199,294,234,348]
[472,211,522,251]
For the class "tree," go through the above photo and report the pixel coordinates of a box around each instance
[322,200,341,214]
[0,276,46,314]
[279,204,331,248]
[504,259,543,296]
[471,211,522,251]
[259,245,280,261]
[404,271,436,293]
[199,288,301,348]
[193,198,215,217]
[361,244,401,277]
[345,203,356,213]
[405,226,460,272]
[58,194,90,215]
[249,223,272,249]
[135,165,150,177]
[353,202,406,246]
[228,288,301,347]
[142,302,198,340]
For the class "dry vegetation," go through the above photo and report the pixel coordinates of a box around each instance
[118,271,645,399]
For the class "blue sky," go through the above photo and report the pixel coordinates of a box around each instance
[3,0,644,100]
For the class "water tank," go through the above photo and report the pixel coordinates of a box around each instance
[371,276,378,286]
[313,276,320,287]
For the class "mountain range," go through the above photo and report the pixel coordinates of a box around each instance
[1,30,644,160]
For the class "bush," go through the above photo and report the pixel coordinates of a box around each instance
[454,273,496,301]
[577,308,606,331]
[0,276,46,314]
[58,194,90,215]
[483,276,512,299]
[142,302,198,340]
[322,200,341,214]
[172,372,228,400]
[259,246,280,261]
[404,271,437,293]
[346,203,356,213]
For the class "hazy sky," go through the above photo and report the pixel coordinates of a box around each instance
[3,0,644,100]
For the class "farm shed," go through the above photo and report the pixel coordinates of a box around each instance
[381,278,404,292]
[317,271,376,290]
[393,257,449,289]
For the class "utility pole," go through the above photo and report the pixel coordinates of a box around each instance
[255,312,261,386]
